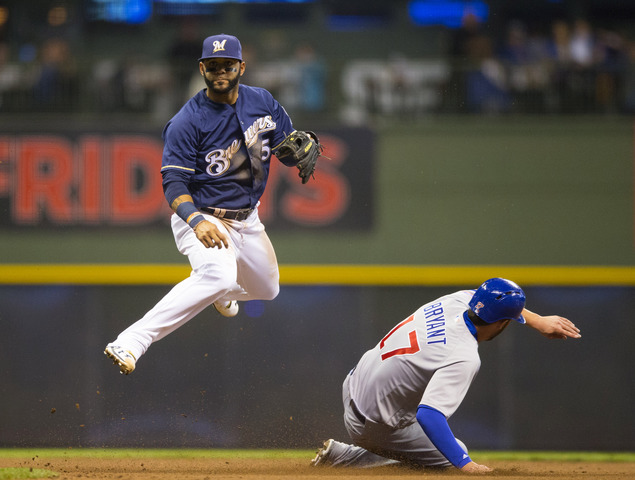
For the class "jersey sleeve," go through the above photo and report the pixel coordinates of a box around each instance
[416,405,472,468]
[160,113,200,204]
[162,167,192,205]
[420,360,479,418]
[268,94,298,166]
[271,94,293,138]
[161,115,200,173]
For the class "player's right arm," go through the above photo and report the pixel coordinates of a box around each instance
[169,194,228,249]
[162,165,229,249]
[161,114,229,248]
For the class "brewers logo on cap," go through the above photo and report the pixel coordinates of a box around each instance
[199,34,243,62]
[213,40,227,53]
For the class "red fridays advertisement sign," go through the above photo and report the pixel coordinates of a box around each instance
[0,127,374,230]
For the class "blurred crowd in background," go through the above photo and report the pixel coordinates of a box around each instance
[1,1,635,124]
[445,14,635,116]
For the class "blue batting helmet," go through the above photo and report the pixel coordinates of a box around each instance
[469,278,526,324]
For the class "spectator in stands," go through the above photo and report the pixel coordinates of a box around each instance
[294,43,325,112]
[566,18,597,112]
[0,41,23,110]
[499,21,552,113]
[464,33,511,114]
[594,28,627,113]
[545,20,573,112]
[92,58,126,112]
[620,39,635,113]
[445,11,486,112]
[33,37,77,111]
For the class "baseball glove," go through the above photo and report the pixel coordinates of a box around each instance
[272,130,322,184]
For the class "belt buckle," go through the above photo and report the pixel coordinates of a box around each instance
[206,207,251,221]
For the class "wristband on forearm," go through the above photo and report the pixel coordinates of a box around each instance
[175,202,205,230]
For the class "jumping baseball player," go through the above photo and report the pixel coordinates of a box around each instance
[105,33,322,374]
[311,278,581,473]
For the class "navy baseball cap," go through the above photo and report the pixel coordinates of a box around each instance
[469,278,526,324]
[199,34,242,62]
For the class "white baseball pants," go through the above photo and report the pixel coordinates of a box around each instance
[333,374,466,468]
[110,208,279,362]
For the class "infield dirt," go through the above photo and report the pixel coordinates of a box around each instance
[2,455,635,480]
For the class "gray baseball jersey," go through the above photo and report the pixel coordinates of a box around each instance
[348,289,480,428]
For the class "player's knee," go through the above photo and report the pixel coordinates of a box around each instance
[260,282,279,301]
[194,265,237,294]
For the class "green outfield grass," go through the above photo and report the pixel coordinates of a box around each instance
[0,469,57,480]
[0,448,633,462]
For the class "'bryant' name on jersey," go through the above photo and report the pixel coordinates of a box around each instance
[423,302,447,345]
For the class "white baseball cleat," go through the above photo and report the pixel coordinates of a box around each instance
[212,300,239,317]
[104,344,136,375]
[311,439,335,467]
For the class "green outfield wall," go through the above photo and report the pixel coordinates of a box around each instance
[273,116,633,266]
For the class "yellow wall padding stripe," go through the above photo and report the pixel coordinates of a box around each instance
[0,264,634,286]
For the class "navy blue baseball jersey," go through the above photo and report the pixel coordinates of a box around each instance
[161,85,295,210]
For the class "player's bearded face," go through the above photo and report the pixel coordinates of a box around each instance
[204,62,242,94]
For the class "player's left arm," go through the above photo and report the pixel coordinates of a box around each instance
[522,308,581,339]
[268,92,322,182]
[416,405,488,471]
[272,130,322,184]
